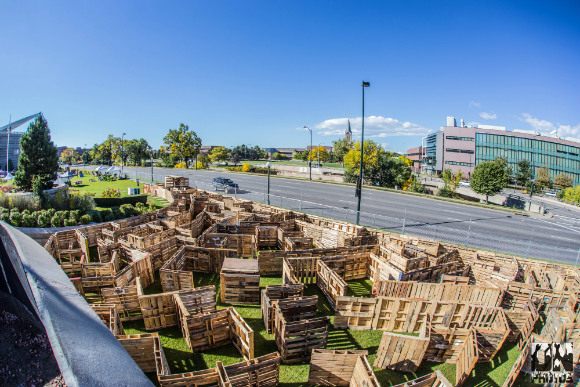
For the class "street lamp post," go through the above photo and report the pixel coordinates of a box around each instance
[318,143,322,168]
[121,132,126,175]
[304,126,312,180]
[266,162,271,205]
[149,146,154,184]
[356,81,370,225]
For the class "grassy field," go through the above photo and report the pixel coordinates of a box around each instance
[123,273,531,387]
[235,160,345,169]
[68,173,170,209]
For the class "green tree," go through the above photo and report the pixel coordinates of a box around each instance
[209,146,230,163]
[163,123,202,167]
[59,148,80,164]
[272,152,286,160]
[14,114,59,191]
[535,165,553,190]
[196,154,211,169]
[332,138,353,165]
[81,150,92,165]
[441,168,464,197]
[470,157,510,203]
[125,138,150,166]
[554,173,572,189]
[230,153,241,166]
[515,159,532,188]
[293,151,309,161]
[365,152,412,188]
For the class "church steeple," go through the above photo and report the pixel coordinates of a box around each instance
[345,119,352,142]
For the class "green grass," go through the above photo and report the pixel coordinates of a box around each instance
[248,160,345,169]
[67,173,170,210]
[128,271,523,387]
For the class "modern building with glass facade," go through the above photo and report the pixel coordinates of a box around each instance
[409,117,580,185]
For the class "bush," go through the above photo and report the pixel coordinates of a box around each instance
[21,214,36,227]
[90,210,102,223]
[63,218,77,227]
[111,206,122,220]
[93,195,148,207]
[69,192,95,211]
[242,163,251,172]
[101,209,115,222]
[9,211,23,227]
[37,213,51,228]
[10,195,40,212]
[51,215,63,227]
[120,203,137,217]
[437,186,454,198]
[101,188,121,198]
[175,162,186,168]
[80,214,92,225]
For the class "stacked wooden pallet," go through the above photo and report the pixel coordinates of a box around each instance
[308,349,370,386]
[261,284,305,334]
[220,258,261,305]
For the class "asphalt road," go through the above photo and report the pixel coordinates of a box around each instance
[119,166,580,264]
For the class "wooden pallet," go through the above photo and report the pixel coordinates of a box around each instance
[373,332,429,372]
[308,349,369,386]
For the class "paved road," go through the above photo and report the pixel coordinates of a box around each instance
[119,166,580,264]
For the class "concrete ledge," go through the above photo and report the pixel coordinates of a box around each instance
[0,222,154,387]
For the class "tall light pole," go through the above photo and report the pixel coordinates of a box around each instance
[6,114,11,172]
[304,126,312,180]
[121,132,126,175]
[356,81,370,225]
[318,143,322,168]
[266,162,271,205]
[149,146,154,184]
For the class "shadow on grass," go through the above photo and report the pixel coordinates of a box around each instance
[347,278,373,297]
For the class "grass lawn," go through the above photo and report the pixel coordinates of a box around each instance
[124,272,530,387]
[239,160,345,169]
[68,174,170,210]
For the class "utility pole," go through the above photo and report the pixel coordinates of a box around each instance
[304,126,312,180]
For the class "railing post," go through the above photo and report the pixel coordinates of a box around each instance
[299,193,303,212]
[402,208,407,234]
[466,218,472,246]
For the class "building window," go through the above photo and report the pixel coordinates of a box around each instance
[446,148,474,154]
[446,136,474,141]
[445,161,474,167]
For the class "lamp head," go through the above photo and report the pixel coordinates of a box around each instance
[266,162,271,168]
[362,81,370,87]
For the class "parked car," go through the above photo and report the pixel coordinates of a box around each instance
[544,192,557,198]
[458,181,470,188]
[212,177,239,193]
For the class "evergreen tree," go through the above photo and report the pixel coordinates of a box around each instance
[14,114,59,191]
[515,159,532,188]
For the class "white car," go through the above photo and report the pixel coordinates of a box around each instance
[458,181,470,188]
[544,192,557,198]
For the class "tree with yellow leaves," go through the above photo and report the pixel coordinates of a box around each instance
[343,140,382,178]
[308,146,329,162]
[59,148,80,164]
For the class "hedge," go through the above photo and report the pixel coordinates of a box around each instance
[93,194,148,207]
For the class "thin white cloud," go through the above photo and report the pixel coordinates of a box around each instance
[479,112,497,120]
[466,121,479,128]
[519,113,580,140]
[315,116,429,138]
[469,101,481,108]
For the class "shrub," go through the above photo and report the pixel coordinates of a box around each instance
[241,163,251,172]
[90,211,102,223]
[70,210,82,222]
[37,213,51,228]
[63,218,77,227]
[120,204,137,217]
[0,212,9,222]
[101,209,115,222]
[51,215,63,227]
[11,195,40,212]
[175,162,186,168]
[80,214,92,225]
[21,214,36,227]
[437,186,454,198]
[69,192,95,211]
[9,211,23,227]
[101,188,121,198]
[93,195,148,207]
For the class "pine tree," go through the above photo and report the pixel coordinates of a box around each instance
[14,114,59,191]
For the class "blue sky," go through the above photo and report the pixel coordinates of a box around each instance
[1,0,579,153]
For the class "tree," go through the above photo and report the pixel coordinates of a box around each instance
[441,168,464,197]
[230,153,241,166]
[59,148,80,164]
[470,158,510,203]
[515,159,532,188]
[125,138,150,166]
[81,150,92,165]
[554,173,573,189]
[196,154,211,169]
[293,151,309,161]
[14,114,59,191]
[163,123,202,167]
[209,146,230,163]
[308,146,329,162]
[535,165,553,190]
[272,152,286,160]
[332,138,353,165]
[365,152,412,188]
[343,140,382,182]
